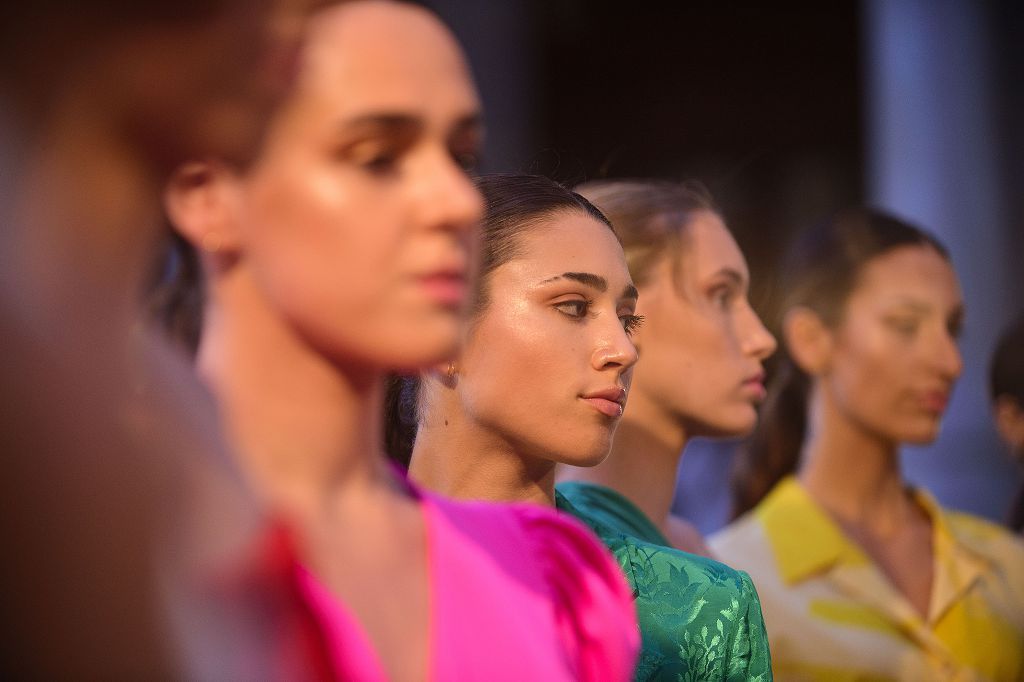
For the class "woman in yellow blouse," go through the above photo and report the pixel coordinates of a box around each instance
[711,208,1024,681]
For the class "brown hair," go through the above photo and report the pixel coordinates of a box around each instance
[574,179,716,288]
[385,173,617,467]
[990,315,1024,532]
[729,207,951,519]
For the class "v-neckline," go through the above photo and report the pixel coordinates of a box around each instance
[295,486,436,681]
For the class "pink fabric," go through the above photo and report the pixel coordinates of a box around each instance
[296,491,639,681]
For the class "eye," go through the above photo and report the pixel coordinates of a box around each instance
[620,314,645,336]
[362,151,400,176]
[710,285,734,310]
[885,316,920,337]
[553,299,590,320]
[947,316,964,339]
[451,148,480,174]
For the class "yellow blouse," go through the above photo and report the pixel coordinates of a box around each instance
[709,477,1024,681]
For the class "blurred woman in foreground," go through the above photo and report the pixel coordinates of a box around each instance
[0,0,322,676]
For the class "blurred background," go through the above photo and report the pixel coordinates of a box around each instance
[432,0,1024,529]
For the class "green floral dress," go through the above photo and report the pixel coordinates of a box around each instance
[557,483,772,681]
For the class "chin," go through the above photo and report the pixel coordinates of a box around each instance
[900,427,942,446]
[890,415,944,445]
[556,436,613,468]
[692,408,758,439]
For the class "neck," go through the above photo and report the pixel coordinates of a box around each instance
[798,384,910,533]
[409,384,556,507]
[558,387,687,530]
[199,266,395,525]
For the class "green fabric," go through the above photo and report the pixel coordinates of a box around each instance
[556,481,671,546]
[556,486,773,682]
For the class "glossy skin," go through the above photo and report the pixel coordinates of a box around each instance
[210,0,484,372]
[457,211,641,467]
[628,211,776,438]
[815,245,964,446]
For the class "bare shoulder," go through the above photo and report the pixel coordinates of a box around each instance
[665,514,714,558]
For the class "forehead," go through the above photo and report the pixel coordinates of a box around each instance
[674,211,746,280]
[850,245,962,311]
[504,211,630,284]
[299,2,479,115]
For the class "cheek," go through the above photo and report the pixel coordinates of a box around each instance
[239,167,439,360]
[829,340,911,428]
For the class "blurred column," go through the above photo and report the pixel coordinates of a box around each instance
[864,0,1020,519]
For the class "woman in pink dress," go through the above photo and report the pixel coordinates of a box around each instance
[155,1,638,679]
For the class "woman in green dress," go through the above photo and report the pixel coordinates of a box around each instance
[388,173,772,681]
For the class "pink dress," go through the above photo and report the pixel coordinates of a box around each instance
[296,489,639,681]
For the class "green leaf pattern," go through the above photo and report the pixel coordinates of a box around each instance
[557,492,773,681]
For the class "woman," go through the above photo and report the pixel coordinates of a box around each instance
[399,173,772,681]
[557,180,776,556]
[711,208,1024,680]
[160,3,638,679]
[0,0,320,677]
[990,316,1024,535]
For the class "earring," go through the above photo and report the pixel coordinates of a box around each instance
[200,231,223,254]
[441,361,459,388]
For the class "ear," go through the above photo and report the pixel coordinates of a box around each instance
[163,160,244,258]
[783,306,833,376]
[994,395,1024,452]
[428,360,459,389]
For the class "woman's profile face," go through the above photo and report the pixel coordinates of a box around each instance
[455,211,640,466]
[819,245,964,445]
[233,1,484,372]
[629,211,776,437]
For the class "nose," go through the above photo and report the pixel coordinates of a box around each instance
[591,324,640,375]
[414,147,484,237]
[933,327,963,382]
[739,302,777,361]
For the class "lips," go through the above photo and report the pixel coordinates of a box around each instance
[581,387,627,418]
[416,267,469,308]
[919,390,950,414]
[741,371,767,401]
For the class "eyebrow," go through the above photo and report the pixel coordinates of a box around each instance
[540,272,639,300]
[887,298,966,318]
[712,267,747,287]
[341,111,483,137]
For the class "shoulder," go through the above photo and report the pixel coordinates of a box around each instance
[665,514,713,557]
[621,531,759,606]
[426,494,640,678]
[945,507,1024,551]
[708,512,770,564]
[556,481,671,546]
[943,506,1024,583]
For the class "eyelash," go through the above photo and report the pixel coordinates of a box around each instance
[553,300,644,336]
[452,150,480,173]
[621,314,645,336]
[886,317,920,336]
[711,286,734,309]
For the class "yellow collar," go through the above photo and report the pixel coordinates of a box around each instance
[757,477,991,592]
